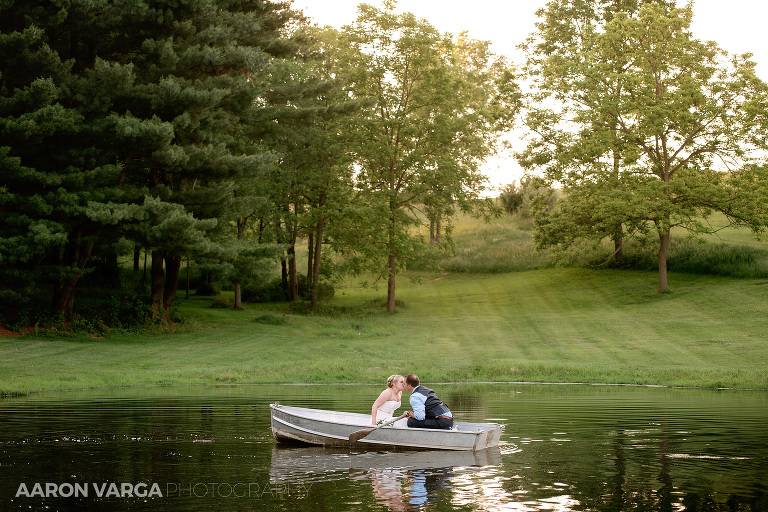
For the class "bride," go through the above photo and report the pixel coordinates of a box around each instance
[370,375,405,425]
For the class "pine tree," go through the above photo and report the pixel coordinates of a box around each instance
[0,0,305,322]
[0,3,126,319]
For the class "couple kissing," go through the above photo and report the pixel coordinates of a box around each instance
[370,374,453,430]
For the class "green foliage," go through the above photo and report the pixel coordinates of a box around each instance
[5,0,767,331]
[538,230,768,279]
[497,183,525,214]
[306,282,336,302]
[0,0,304,323]
[6,287,151,335]
[436,209,768,278]
[73,292,152,330]
[194,282,221,297]
[497,176,558,216]
[441,213,551,273]
[612,239,768,278]
[258,25,363,306]
[333,4,521,311]
[241,275,335,303]
[519,0,768,293]
[210,298,234,309]
[242,278,289,303]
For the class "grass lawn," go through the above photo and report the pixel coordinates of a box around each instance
[2,266,767,395]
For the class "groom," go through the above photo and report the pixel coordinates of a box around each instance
[403,374,453,430]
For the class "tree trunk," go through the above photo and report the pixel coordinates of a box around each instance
[387,190,397,312]
[142,249,147,283]
[310,216,325,310]
[149,250,165,322]
[162,253,181,323]
[287,245,299,302]
[281,259,288,295]
[611,148,623,262]
[286,200,300,302]
[428,211,442,244]
[276,218,289,294]
[234,216,245,309]
[658,230,670,294]
[612,226,623,262]
[307,231,315,287]
[52,233,94,321]
[658,170,672,293]
[387,251,396,313]
[52,277,78,321]
[133,246,141,271]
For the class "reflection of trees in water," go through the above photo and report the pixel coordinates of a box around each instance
[657,423,673,512]
[445,390,486,419]
[683,483,768,511]
[564,421,767,512]
[607,432,627,511]
[489,415,768,512]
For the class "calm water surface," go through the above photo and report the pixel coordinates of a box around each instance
[0,384,766,511]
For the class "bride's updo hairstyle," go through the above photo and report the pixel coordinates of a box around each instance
[387,375,403,388]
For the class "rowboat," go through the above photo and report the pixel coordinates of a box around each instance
[270,403,504,451]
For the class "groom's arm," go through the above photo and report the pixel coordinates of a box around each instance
[409,393,426,420]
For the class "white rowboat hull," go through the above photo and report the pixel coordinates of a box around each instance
[270,403,503,451]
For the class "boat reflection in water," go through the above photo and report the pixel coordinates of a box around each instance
[270,446,503,510]
[362,466,453,511]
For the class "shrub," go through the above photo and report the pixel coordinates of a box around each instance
[241,278,288,303]
[241,276,335,303]
[210,298,234,309]
[300,281,336,301]
[498,183,525,214]
[195,282,221,296]
[668,240,768,278]
[593,238,768,278]
[497,176,559,218]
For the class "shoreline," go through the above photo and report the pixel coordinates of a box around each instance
[4,379,766,400]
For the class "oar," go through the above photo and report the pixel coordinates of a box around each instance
[349,413,408,442]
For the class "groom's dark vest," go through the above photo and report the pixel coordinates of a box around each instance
[413,386,450,418]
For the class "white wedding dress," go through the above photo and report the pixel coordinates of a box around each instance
[376,400,401,422]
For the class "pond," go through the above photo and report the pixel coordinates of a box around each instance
[0,384,766,511]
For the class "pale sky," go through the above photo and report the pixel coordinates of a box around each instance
[295,0,768,190]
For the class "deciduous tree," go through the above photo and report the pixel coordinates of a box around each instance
[520,1,768,292]
[337,2,519,311]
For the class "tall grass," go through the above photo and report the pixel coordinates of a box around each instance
[666,240,768,277]
[440,211,768,279]
[440,214,551,272]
